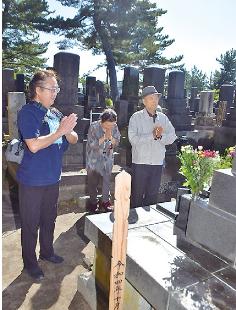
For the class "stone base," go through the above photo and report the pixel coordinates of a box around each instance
[85,207,236,309]
[62,141,86,171]
[195,115,215,126]
[78,271,152,310]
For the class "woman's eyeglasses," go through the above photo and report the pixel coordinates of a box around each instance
[39,86,60,94]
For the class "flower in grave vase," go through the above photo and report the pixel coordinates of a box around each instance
[178,145,221,200]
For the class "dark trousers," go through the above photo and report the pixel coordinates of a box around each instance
[131,164,163,208]
[19,183,59,270]
[87,170,111,204]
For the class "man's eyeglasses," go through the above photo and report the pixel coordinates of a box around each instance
[39,86,60,94]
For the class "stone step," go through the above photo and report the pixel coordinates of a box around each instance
[59,165,123,202]
[156,200,178,219]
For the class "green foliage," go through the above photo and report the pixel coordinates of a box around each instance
[105,98,113,107]
[184,65,209,94]
[211,49,236,88]
[213,88,220,102]
[2,0,51,76]
[218,146,236,169]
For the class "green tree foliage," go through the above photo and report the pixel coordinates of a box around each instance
[184,65,209,94]
[43,0,183,101]
[2,0,51,76]
[211,49,236,88]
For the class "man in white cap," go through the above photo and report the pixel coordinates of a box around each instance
[128,85,177,208]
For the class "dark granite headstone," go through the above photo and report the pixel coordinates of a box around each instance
[186,168,236,265]
[85,76,97,111]
[95,80,106,108]
[167,70,185,99]
[219,84,235,111]
[53,52,80,107]
[189,87,198,112]
[15,74,25,92]
[143,67,166,94]
[166,70,192,131]
[53,52,87,169]
[121,66,139,99]
[115,99,129,128]
[2,69,15,117]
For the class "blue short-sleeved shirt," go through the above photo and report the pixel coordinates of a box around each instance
[16,101,69,186]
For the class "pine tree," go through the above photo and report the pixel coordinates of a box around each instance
[185,66,209,94]
[212,49,236,88]
[2,0,51,76]
[43,0,183,101]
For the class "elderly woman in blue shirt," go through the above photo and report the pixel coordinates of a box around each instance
[86,109,120,212]
[17,70,78,281]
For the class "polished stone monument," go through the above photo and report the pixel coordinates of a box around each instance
[121,66,139,117]
[54,52,80,113]
[85,76,97,113]
[15,74,25,92]
[189,87,199,113]
[53,52,86,171]
[95,80,106,108]
[186,159,236,266]
[166,70,193,132]
[219,84,235,112]
[78,206,236,309]
[143,66,166,94]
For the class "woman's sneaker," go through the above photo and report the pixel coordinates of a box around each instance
[100,201,113,212]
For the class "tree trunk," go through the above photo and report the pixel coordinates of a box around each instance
[93,0,119,102]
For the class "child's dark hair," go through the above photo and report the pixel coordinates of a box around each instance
[100,109,117,123]
[28,69,58,100]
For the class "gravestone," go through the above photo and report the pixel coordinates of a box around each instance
[189,87,198,112]
[166,70,192,132]
[186,164,236,265]
[85,76,97,115]
[95,80,106,108]
[15,74,25,92]
[53,52,80,114]
[121,66,139,99]
[143,67,166,94]
[8,92,26,139]
[53,52,86,170]
[167,70,185,99]
[195,91,215,126]
[198,91,214,115]
[79,206,236,309]
[121,67,139,117]
[214,101,236,152]
[2,69,15,117]
[219,84,235,111]
[115,100,129,128]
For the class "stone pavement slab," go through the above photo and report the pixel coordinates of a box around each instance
[2,210,94,310]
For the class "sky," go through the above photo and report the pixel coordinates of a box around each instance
[42,0,236,81]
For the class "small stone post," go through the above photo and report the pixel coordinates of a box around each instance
[8,92,26,139]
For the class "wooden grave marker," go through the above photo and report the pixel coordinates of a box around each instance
[109,170,131,310]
